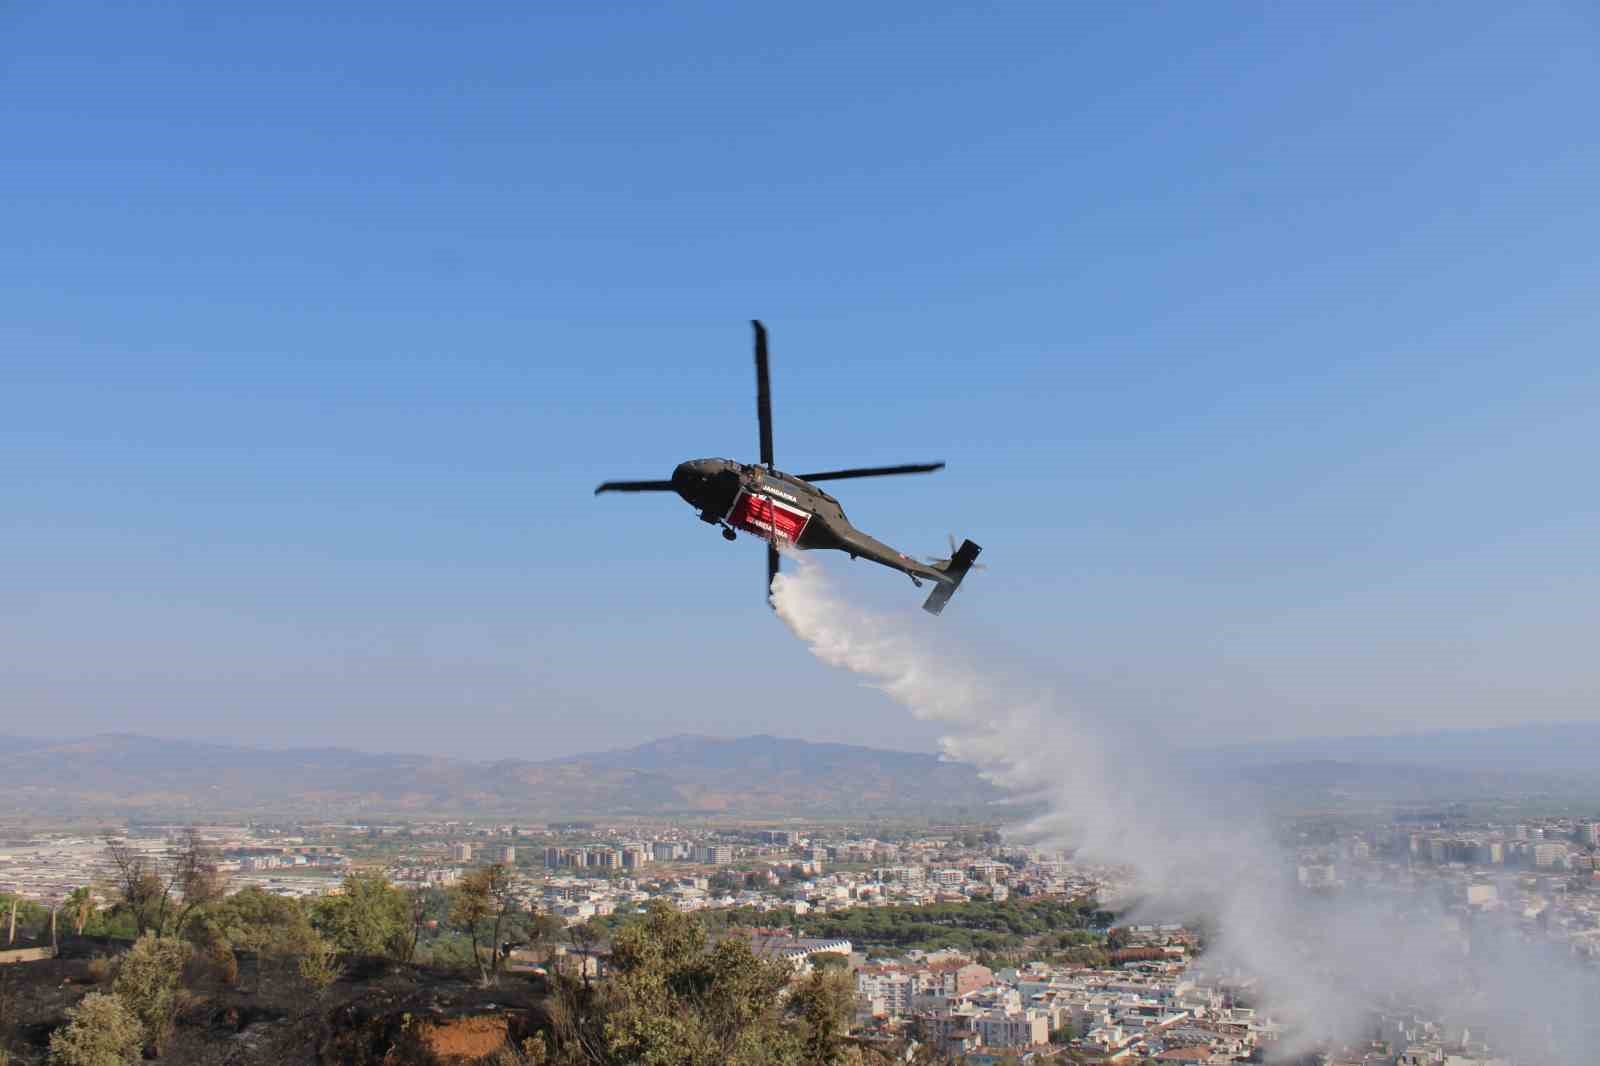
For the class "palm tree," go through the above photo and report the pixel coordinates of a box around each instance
[63,886,94,936]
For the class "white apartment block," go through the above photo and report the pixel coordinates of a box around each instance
[857,971,914,1017]
[975,1008,1049,1048]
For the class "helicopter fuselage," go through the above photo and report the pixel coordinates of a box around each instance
[670,458,948,586]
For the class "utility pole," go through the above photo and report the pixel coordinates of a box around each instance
[7,898,15,946]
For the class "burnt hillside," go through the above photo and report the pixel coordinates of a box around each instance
[0,940,547,1066]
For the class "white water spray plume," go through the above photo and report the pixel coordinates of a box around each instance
[771,558,1595,1064]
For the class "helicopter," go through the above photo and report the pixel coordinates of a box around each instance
[595,321,982,614]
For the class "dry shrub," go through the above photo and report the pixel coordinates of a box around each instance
[111,935,192,1055]
[47,992,143,1066]
[85,955,115,984]
[296,934,343,999]
[485,1033,550,1066]
[209,941,239,986]
[177,988,206,1013]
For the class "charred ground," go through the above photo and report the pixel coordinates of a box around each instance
[1,940,548,1066]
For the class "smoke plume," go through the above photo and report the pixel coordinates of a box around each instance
[771,558,1593,1064]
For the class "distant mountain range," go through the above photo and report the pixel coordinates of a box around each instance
[1195,721,1600,775]
[0,722,1592,821]
[0,733,1008,821]
[1183,722,1600,810]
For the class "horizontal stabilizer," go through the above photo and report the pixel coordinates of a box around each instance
[922,538,981,615]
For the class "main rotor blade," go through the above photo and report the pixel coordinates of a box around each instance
[594,479,674,495]
[795,462,945,483]
[754,320,774,469]
[767,543,780,606]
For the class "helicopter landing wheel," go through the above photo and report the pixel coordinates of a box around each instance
[721,527,737,542]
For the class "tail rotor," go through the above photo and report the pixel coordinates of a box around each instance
[926,534,988,572]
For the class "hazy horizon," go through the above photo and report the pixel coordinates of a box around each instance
[6,718,1600,769]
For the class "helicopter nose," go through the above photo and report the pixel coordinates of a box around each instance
[671,462,697,500]
[672,460,720,504]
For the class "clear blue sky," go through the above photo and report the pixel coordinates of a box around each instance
[4,2,1597,759]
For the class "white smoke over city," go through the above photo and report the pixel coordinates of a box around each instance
[771,558,1593,1065]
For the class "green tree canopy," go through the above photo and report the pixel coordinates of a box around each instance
[0,893,51,941]
[808,951,851,973]
[786,968,855,1065]
[601,903,797,1066]
[712,897,1106,954]
[312,872,410,957]
[202,885,317,955]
